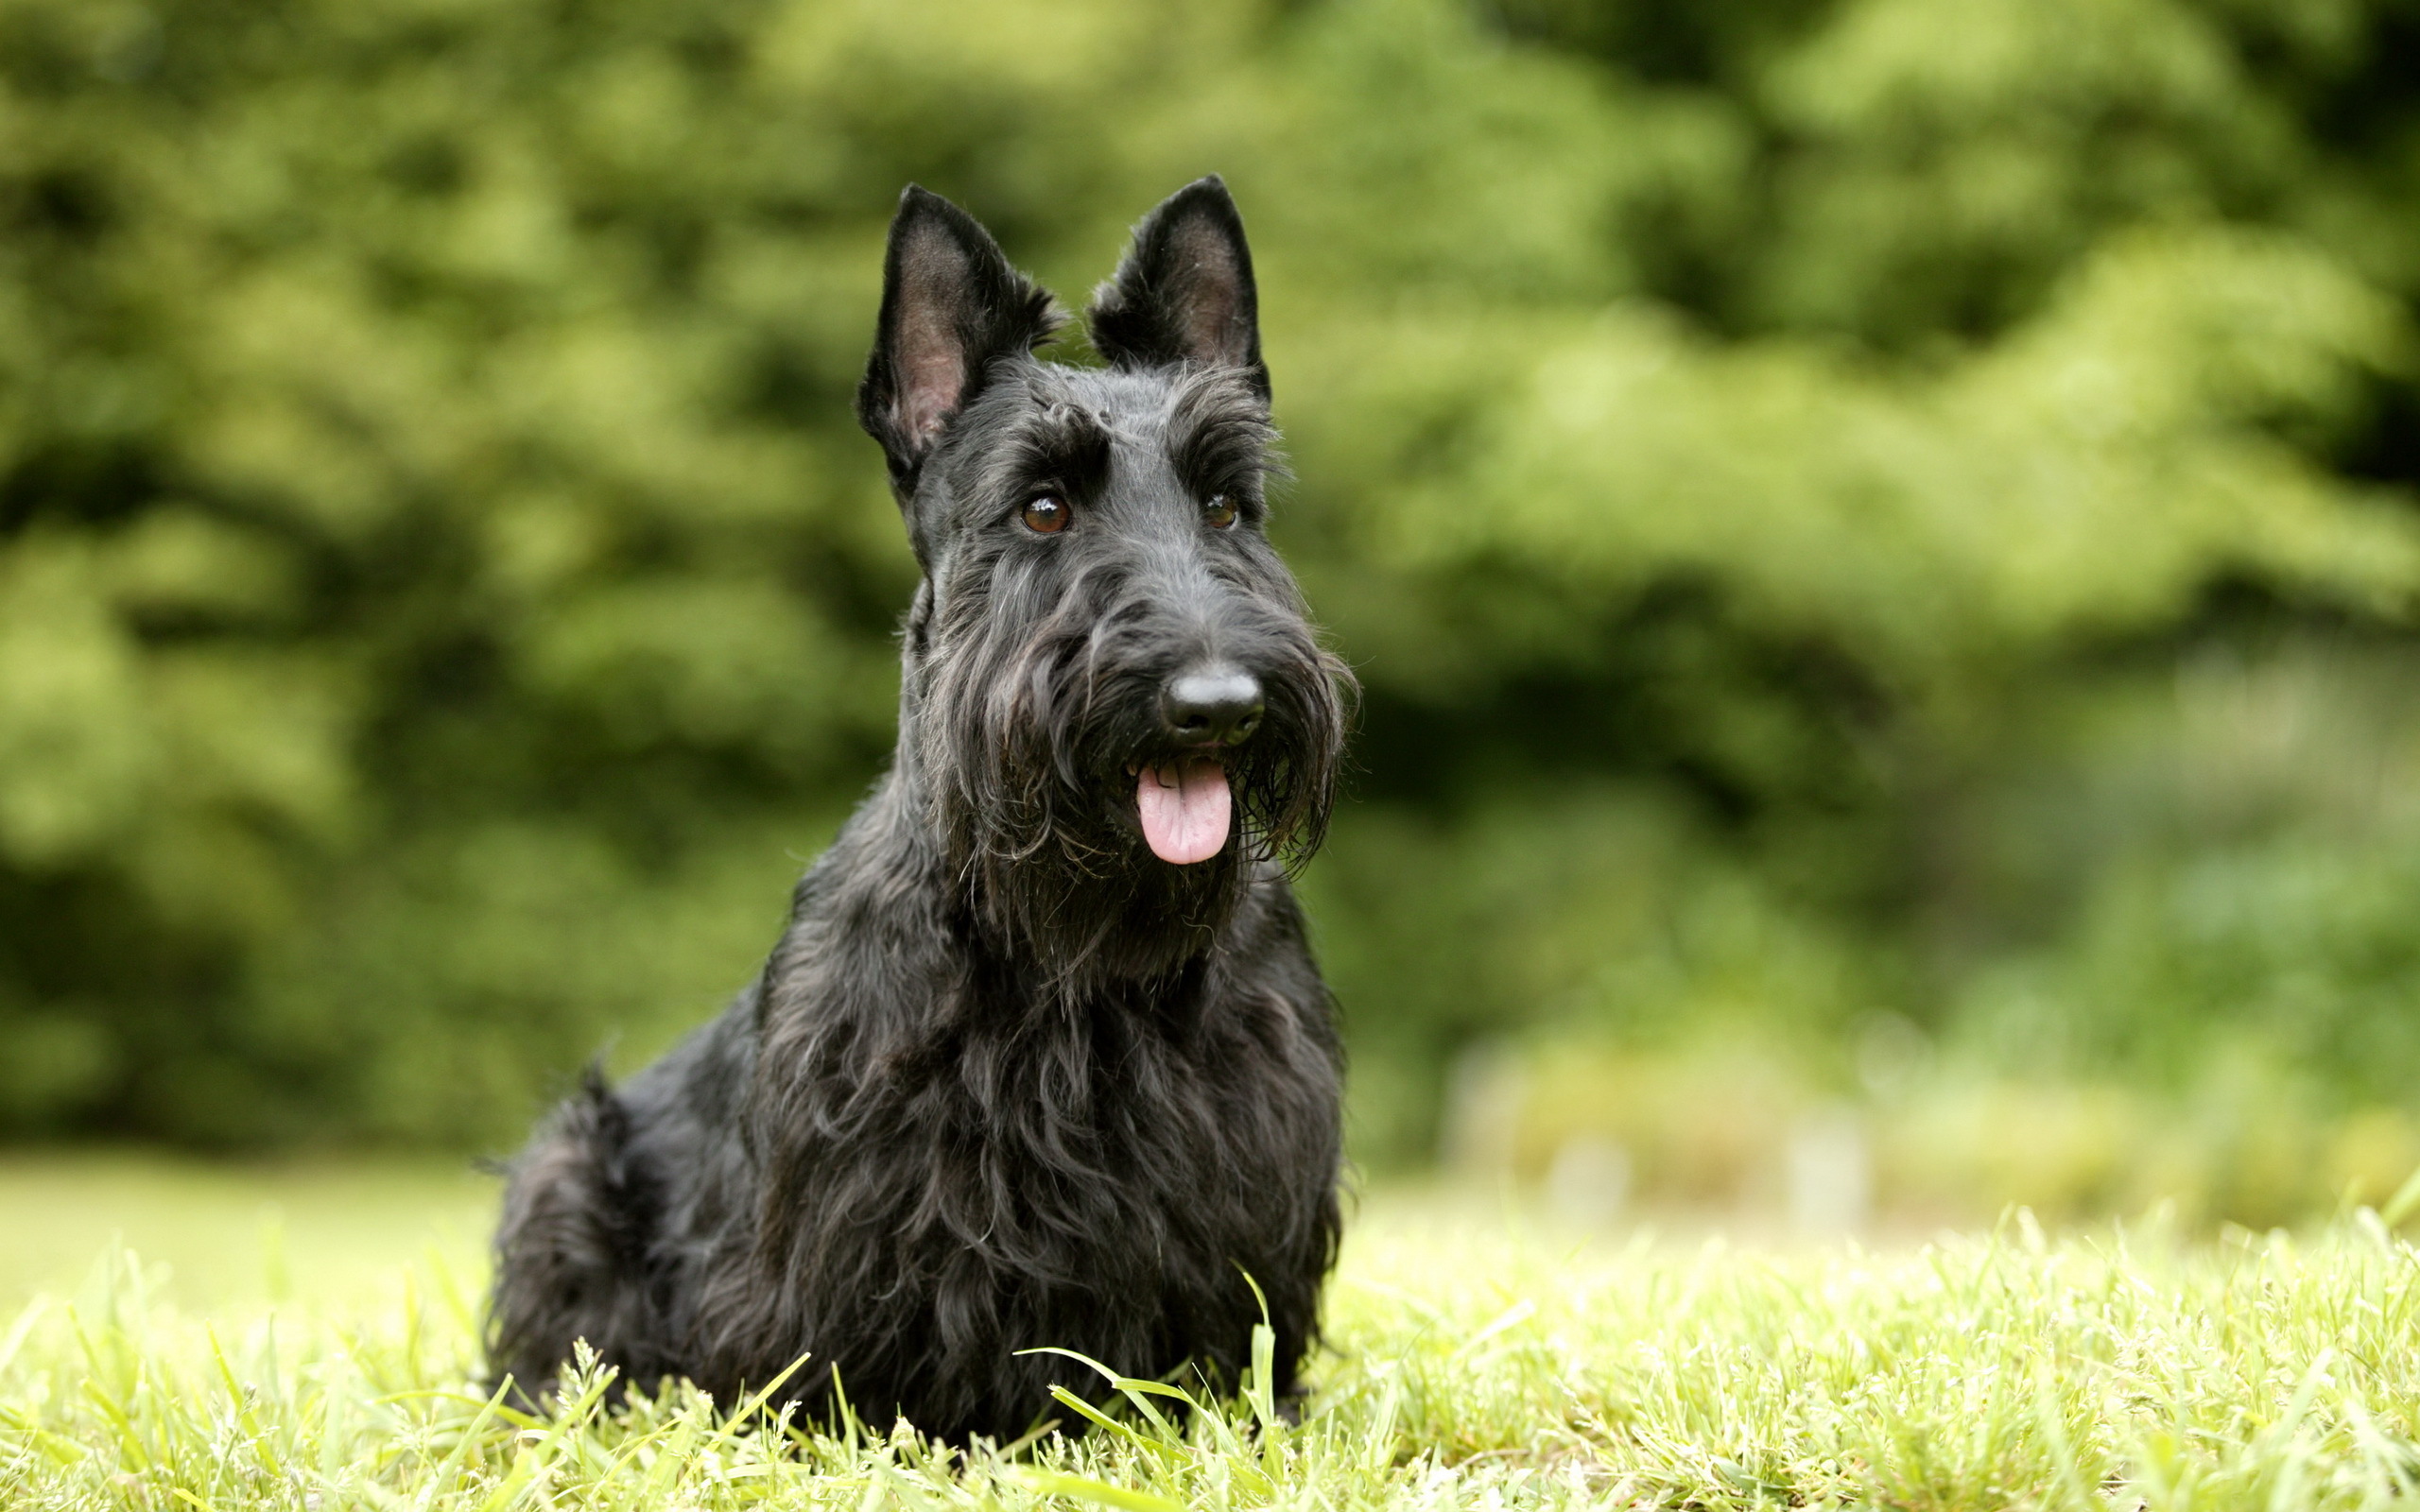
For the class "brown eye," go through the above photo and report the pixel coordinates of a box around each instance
[1021,496,1068,534]
[1203,493,1237,529]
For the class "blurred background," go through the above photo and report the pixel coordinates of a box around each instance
[5,0,2420,1257]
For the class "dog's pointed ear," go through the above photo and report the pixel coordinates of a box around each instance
[1085,176,1267,401]
[856,185,1063,483]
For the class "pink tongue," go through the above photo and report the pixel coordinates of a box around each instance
[1136,761,1232,865]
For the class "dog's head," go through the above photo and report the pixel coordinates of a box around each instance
[856,179,1348,956]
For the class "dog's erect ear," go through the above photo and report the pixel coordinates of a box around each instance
[857,185,1062,481]
[1086,176,1267,400]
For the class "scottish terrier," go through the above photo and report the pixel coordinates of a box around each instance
[488,177,1352,1441]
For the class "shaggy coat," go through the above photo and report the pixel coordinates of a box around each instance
[488,177,1351,1442]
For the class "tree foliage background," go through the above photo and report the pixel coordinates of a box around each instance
[3,0,2418,1163]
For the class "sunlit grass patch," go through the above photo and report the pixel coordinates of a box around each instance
[9,1207,2420,1510]
[0,1154,493,1309]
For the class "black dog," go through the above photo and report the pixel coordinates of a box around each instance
[488,178,1352,1442]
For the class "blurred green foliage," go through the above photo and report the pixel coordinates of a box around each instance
[3,0,2420,1160]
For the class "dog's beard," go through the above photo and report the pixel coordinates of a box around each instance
[914,610,1345,983]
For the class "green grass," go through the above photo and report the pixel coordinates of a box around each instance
[7,1165,2420,1510]
[0,1154,492,1310]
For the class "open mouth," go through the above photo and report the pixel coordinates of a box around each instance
[1133,757,1231,865]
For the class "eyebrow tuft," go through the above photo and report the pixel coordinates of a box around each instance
[1165,370,1275,499]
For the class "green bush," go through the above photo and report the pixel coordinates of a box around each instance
[2,0,2417,1158]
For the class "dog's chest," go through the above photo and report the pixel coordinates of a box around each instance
[793,983,1323,1264]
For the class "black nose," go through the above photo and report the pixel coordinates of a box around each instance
[1161,666,1264,747]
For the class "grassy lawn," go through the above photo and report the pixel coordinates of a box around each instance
[0,1154,493,1310]
[6,1161,2420,1509]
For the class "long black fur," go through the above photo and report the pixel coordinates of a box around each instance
[488,177,1354,1442]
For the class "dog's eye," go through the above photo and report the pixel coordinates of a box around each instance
[1202,493,1237,529]
[1021,496,1069,534]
